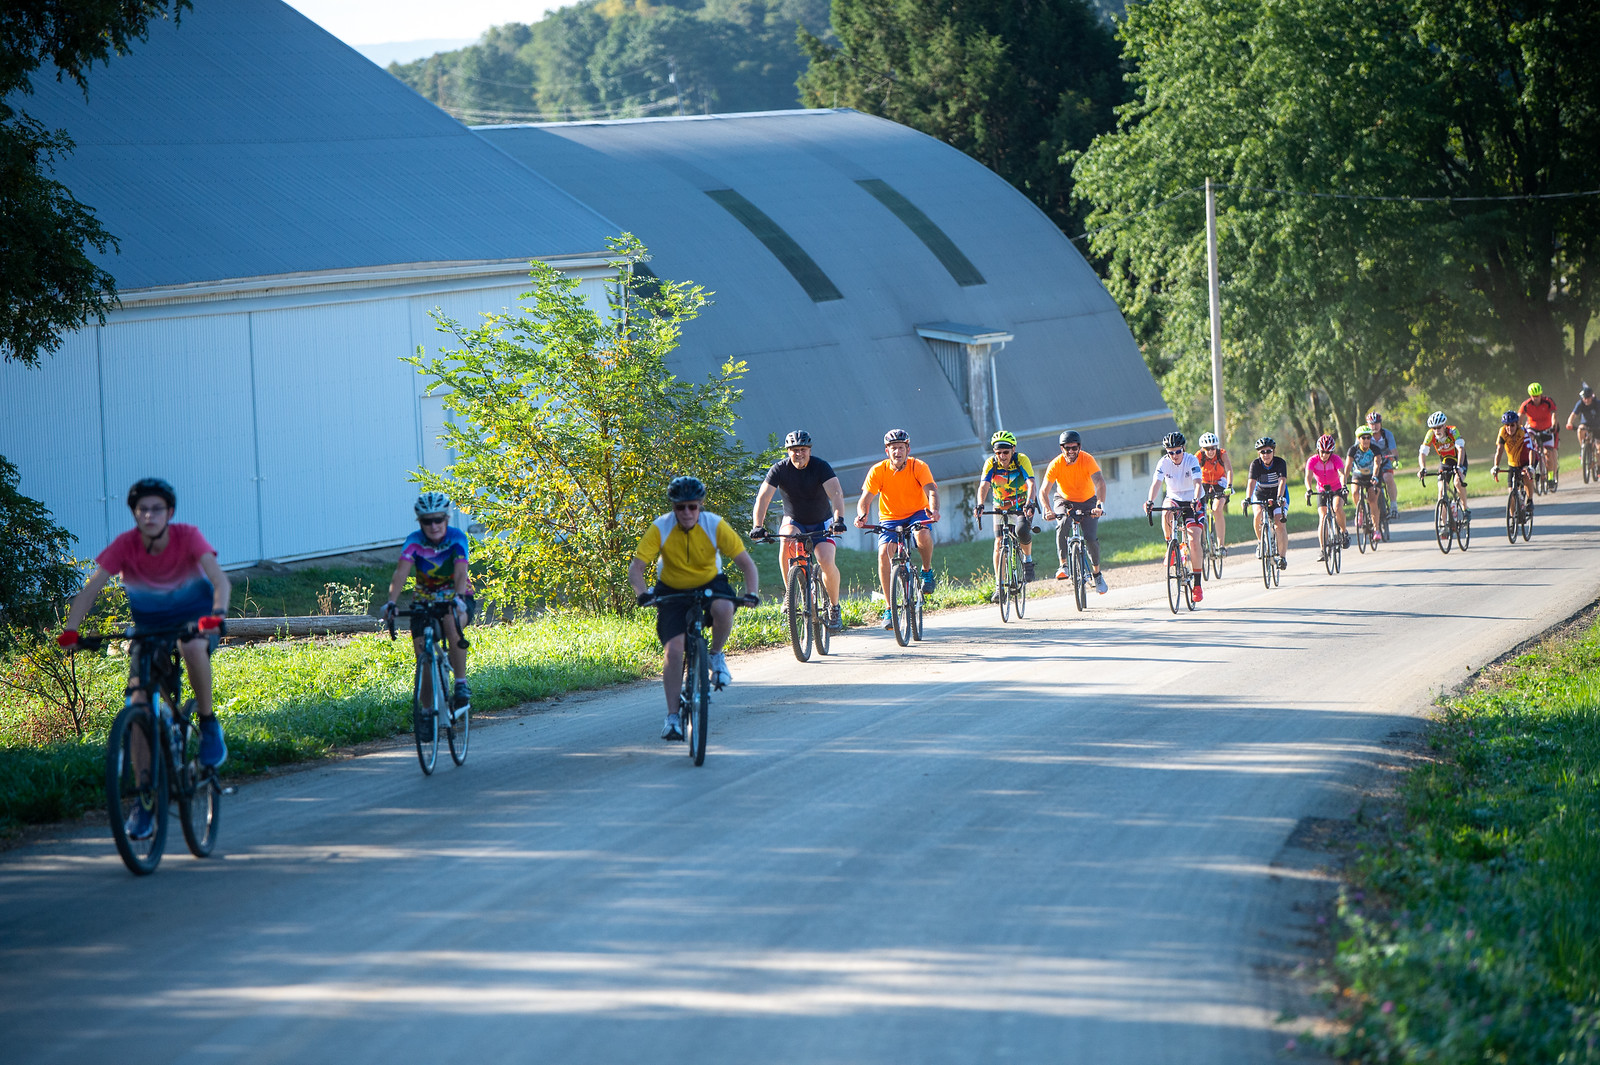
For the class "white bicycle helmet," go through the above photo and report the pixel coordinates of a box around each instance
[414,490,452,517]
[1197,432,1219,449]
[1427,410,1448,429]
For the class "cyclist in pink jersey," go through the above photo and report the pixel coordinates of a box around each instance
[1304,435,1348,562]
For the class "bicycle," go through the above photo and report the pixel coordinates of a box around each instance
[387,600,470,775]
[1054,504,1096,612]
[1351,478,1379,553]
[1308,487,1348,575]
[84,622,228,876]
[645,587,758,766]
[1200,484,1230,579]
[1243,498,1283,589]
[755,529,835,662]
[1581,428,1599,484]
[1148,505,1199,613]
[1527,445,1549,497]
[1498,465,1534,543]
[861,521,932,646]
[1422,467,1471,553]
[978,506,1038,622]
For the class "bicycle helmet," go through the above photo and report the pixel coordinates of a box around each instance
[1316,433,1336,452]
[883,428,909,445]
[1528,382,1543,397]
[1254,436,1276,451]
[414,490,452,517]
[1198,432,1219,449]
[1355,424,1373,438]
[126,477,176,511]
[1058,430,1081,447]
[1366,410,1382,425]
[1582,383,1595,399]
[666,475,706,503]
[783,429,812,448]
[1501,409,1520,426]
[1427,410,1448,428]
[1161,431,1186,450]
[990,430,1017,449]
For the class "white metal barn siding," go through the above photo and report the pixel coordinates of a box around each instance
[0,331,107,547]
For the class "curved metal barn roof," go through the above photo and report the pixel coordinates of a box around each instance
[12,0,618,292]
[475,110,1174,484]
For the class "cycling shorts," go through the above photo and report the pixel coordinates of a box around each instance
[989,510,1033,545]
[652,574,735,645]
[1533,428,1556,448]
[1167,500,1205,528]
[1252,494,1287,517]
[782,518,836,547]
[877,510,931,549]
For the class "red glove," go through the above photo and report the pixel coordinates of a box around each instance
[197,615,225,633]
[57,629,79,649]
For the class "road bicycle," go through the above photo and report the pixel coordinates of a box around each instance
[861,520,932,646]
[1351,478,1380,554]
[1148,504,1200,613]
[1308,486,1348,575]
[645,587,758,766]
[84,622,228,876]
[1581,428,1599,484]
[1498,465,1534,543]
[387,601,470,775]
[755,528,836,662]
[978,506,1038,622]
[1422,467,1472,553]
[1200,484,1230,579]
[1527,445,1550,497]
[1054,503,1096,612]
[1374,474,1394,542]
[1243,498,1284,589]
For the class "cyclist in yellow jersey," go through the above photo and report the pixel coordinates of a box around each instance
[973,430,1037,599]
[1491,409,1537,497]
[1418,410,1469,515]
[629,476,759,741]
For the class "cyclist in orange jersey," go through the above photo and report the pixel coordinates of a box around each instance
[1195,431,1232,548]
[855,429,940,628]
[1519,382,1560,491]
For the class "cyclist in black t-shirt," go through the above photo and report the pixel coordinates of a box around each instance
[751,430,848,630]
[1567,383,1600,451]
[1245,436,1290,570]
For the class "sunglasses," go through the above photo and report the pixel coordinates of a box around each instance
[1165,447,1184,455]
[993,446,1013,454]
[1062,446,1080,453]
[1258,448,1275,454]
[673,502,701,513]
[419,515,447,526]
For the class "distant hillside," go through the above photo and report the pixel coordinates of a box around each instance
[389,0,831,124]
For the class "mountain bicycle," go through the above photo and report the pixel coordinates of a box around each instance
[1243,498,1283,589]
[1148,504,1200,613]
[387,601,470,775]
[978,506,1038,622]
[1581,428,1599,484]
[1054,503,1096,612]
[1497,465,1533,543]
[1352,478,1379,553]
[83,622,228,876]
[861,521,932,646]
[645,587,758,766]
[755,529,836,662]
[1308,486,1348,575]
[1200,484,1229,579]
[1422,467,1471,553]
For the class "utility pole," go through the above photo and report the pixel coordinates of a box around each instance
[668,57,684,116]
[1205,178,1225,442]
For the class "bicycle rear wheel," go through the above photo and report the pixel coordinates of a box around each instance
[1522,494,1534,541]
[447,653,470,766]
[1434,500,1452,554]
[413,656,439,775]
[812,569,832,656]
[686,636,710,766]
[1205,522,1223,579]
[1378,490,1391,541]
[1456,500,1471,550]
[890,566,913,646]
[1013,547,1028,619]
[175,702,221,857]
[785,564,813,662]
[1321,516,1336,574]
[106,702,167,875]
[1259,526,1272,588]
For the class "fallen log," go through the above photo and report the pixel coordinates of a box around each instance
[225,615,383,639]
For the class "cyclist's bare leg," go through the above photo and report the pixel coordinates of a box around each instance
[1185,520,1203,573]
[1544,443,1558,481]
[439,611,468,680]
[661,635,685,715]
[876,543,894,602]
[991,527,1004,585]
[814,540,841,605]
[122,643,154,781]
[1334,498,1347,536]
[1210,496,1226,545]
[1273,509,1287,553]
[708,598,735,654]
[1317,503,1330,551]
[178,635,216,717]
[914,526,934,570]
[411,634,436,705]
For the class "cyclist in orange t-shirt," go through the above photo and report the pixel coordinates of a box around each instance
[1038,430,1109,594]
[856,428,940,627]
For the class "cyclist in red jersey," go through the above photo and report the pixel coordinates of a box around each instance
[1519,382,1560,491]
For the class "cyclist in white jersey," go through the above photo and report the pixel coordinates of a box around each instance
[1144,431,1208,601]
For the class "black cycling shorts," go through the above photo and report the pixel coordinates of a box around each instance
[653,575,735,645]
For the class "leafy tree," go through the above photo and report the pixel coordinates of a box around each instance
[409,236,767,616]
[1073,0,1600,437]
[1,1,191,366]
[0,455,80,652]
[796,0,1125,235]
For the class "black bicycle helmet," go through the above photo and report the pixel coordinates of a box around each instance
[783,429,812,448]
[883,428,910,445]
[666,476,706,503]
[1058,430,1081,447]
[1583,383,1595,399]
[126,477,176,511]
[1161,431,1185,450]
[1254,436,1276,451]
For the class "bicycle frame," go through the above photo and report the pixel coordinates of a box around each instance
[648,588,751,765]
[862,521,930,646]
[1148,504,1200,613]
[388,601,471,774]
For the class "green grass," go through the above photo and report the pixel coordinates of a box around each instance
[230,565,395,619]
[1326,617,1600,1063]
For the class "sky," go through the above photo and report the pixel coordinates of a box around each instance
[282,1,567,46]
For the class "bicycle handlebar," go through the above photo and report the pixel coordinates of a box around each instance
[976,507,1040,534]
[643,589,759,608]
[386,600,470,649]
[76,620,218,652]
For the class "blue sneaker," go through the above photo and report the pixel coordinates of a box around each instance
[125,796,155,841]
[197,715,227,768]
[921,569,936,595]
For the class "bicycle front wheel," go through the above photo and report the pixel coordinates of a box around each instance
[785,564,813,662]
[1259,528,1273,588]
[1506,493,1518,543]
[1456,502,1471,550]
[890,566,913,646]
[1166,547,1183,614]
[413,656,439,775]
[1434,500,1453,554]
[1013,549,1028,619]
[1355,500,1370,553]
[687,636,710,766]
[446,655,470,767]
[106,703,167,875]
[1071,544,1088,611]
[176,701,221,858]
[1522,494,1534,541]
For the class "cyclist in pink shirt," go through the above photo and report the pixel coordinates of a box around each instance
[1304,435,1349,561]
